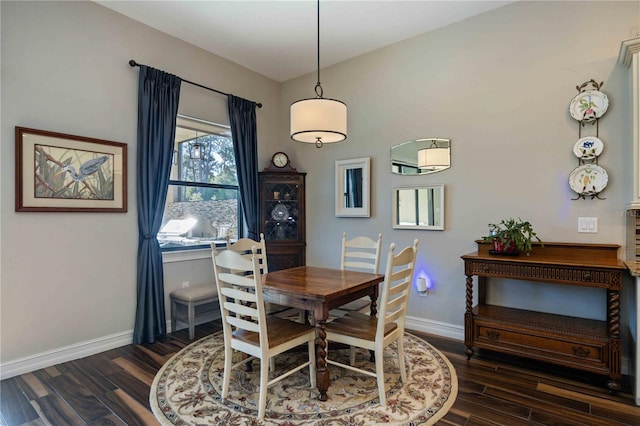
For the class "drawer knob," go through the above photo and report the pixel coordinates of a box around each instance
[486,330,500,340]
[572,346,591,357]
[583,273,592,281]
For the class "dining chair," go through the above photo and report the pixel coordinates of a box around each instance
[325,239,418,406]
[332,232,383,314]
[212,247,317,419]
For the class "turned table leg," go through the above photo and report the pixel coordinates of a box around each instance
[465,274,475,359]
[315,318,329,401]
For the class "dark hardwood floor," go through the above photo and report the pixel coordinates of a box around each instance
[2,321,640,425]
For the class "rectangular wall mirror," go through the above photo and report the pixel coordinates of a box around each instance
[392,184,444,230]
[335,157,370,217]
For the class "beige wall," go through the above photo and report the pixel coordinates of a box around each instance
[0,1,280,366]
[281,1,639,327]
[1,0,639,375]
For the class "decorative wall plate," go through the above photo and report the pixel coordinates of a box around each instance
[569,164,608,195]
[569,90,609,122]
[573,136,604,160]
[271,203,289,221]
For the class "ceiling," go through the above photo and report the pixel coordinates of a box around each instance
[96,1,513,82]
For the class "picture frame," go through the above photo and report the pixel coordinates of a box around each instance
[15,127,127,212]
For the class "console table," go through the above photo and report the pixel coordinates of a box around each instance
[462,241,625,392]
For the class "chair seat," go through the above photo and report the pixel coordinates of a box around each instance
[233,316,316,348]
[170,284,217,302]
[325,311,397,341]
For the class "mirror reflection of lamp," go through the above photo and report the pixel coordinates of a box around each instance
[418,141,449,170]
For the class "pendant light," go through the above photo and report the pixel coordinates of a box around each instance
[190,131,203,160]
[290,0,347,148]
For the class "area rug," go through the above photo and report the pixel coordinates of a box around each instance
[150,331,457,425]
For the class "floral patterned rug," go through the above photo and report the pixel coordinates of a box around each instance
[150,331,457,425]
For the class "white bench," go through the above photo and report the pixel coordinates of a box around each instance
[170,283,218,340]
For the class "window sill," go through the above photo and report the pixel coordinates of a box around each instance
[161,243,224,263]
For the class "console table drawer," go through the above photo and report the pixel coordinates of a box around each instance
[467,260,620,289]
[475,325,605,363]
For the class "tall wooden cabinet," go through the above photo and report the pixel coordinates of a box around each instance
[259,170,306,271]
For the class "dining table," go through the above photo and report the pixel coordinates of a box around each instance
[262,265,384,401]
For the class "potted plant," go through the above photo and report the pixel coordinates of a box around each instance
[481,217,542,256]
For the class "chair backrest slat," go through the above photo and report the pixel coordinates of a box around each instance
[226,315,261,333]
[220,286,257,303]
[223,300,258,318]
[341,232,382,274]
[376,240,418,339]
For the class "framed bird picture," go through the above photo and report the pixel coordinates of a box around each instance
[15,127,127,212]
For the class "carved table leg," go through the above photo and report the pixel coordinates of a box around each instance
[315,319,329,401]
[369,291,378,318]
[465,274,475,359]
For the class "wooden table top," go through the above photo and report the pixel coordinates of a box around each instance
[262,266,384,300]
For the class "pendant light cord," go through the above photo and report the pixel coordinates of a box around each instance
[315,0,323,98]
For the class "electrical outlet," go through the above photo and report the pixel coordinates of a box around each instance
[578,217,598,233]
[181,281,190,288]
[419,289,429,298]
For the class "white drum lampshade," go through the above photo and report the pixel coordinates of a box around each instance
[290,97,347,145]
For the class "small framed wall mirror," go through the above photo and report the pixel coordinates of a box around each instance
[391,138,451,175]
[392,184,444,230]
[335,157,370,217]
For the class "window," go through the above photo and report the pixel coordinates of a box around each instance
[158,115,242,251]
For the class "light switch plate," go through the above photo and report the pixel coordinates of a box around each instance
[578,217,598,233]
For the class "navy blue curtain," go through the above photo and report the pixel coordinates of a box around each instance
[228,95,259,239]
[133,66,181,344]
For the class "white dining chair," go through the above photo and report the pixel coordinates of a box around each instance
[331,232,382,315]
[212,247,317,419]
[325,239,418,406]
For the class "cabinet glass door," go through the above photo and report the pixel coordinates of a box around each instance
[263,182,300,241]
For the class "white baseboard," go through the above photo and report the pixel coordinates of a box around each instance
[405,315,464,341]
[0,330,133,380]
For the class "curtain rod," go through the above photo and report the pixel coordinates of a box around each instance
[128,60,262,108]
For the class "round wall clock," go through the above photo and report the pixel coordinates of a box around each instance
[271,152,289,168]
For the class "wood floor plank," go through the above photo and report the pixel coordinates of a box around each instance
[104,371,151,409]
[527,408,590,426]
[111,358,155,387]
[61,358,118,397]
[47,374,112,422]
[537,382,640,414]
[0,378,39,426]
[30,394,84,425]
[87,413,127,426]
[483,386,620,426]
[98,389,157,426]
[14,374,50,400]
[452,394,535,424]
